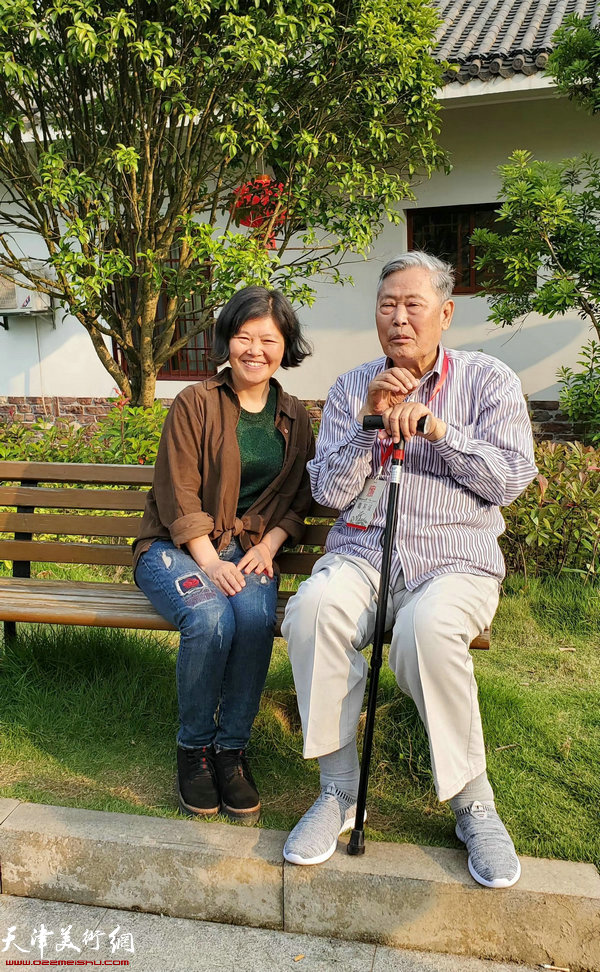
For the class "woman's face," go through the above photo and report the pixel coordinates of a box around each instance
[228,315,286,391]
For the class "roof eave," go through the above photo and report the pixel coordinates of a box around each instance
[436,71,558,108]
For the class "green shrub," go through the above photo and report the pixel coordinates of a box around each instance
[501,441,600,579]
[0,416,94,462]
[557,340,600,446]
[89,394,168,465]
[0,396,168,466]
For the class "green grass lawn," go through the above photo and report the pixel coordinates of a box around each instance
[0,574,598,869]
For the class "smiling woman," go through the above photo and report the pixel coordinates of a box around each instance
[227,317,285,406]
[132,285,314,827]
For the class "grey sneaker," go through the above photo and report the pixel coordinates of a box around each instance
[283,783,364,866]
[454,801,521,889]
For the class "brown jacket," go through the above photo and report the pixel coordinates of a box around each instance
[132,369,315,571]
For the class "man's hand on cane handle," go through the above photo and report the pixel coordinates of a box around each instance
[381,401,447,444]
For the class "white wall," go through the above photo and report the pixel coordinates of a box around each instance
[1,308,115,398]
[0,228,115,399]
[1,92,598,401]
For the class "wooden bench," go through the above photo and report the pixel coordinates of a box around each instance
[0,460,489,648]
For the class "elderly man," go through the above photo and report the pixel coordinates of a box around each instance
[281,251,537,888]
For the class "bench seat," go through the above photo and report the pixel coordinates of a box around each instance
[0,576,298,635]
[0,576,490,647]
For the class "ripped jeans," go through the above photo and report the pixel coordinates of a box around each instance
[135,538,278,750]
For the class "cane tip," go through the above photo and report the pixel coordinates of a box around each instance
[347,828,366,855]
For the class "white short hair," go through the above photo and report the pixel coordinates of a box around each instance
[378,251,455,302]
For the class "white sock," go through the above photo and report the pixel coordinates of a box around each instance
[449,770,495,813]
[318,740,359,802]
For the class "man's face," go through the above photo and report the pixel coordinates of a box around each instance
[375,266,454,376]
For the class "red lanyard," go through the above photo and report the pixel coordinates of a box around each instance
[379,350,449,467]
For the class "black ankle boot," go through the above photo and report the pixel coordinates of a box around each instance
[177,745,220,817]
[214,749,260,825]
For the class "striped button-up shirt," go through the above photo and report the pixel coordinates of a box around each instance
[308,345,537,589]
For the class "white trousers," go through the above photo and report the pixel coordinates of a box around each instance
[281,554,500,803]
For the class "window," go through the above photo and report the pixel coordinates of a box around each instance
[406,203,506,295]
[155,246,215,380]
[155,289,215,381]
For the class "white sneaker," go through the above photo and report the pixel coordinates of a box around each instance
[283,783,365,866]
[455,801,521,889]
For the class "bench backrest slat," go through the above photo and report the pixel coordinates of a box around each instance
[1,539,325,574]
[1,539,133,567]
[0,461,154,486]
[0,486,148,511]
[276,552,321,574]
[298,524,330,546]
[309,503,337,518]
[0,512,143,539]
[0,515,329,545]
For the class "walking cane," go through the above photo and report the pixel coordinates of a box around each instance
[347,412,430,856]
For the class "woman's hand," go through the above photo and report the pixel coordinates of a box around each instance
[202,559,247,596]
[237,541,274,577]
[186,535,245,596]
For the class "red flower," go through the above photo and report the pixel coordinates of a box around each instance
[230,175,287,247]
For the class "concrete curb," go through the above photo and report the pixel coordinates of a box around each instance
[1,798,598,972]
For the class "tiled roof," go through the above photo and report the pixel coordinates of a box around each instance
[435,0,600,84]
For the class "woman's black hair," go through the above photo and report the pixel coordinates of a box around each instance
[211,285,312,369]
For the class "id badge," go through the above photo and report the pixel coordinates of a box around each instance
[347,477,387,530]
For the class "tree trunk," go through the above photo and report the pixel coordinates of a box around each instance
[127,362,158,407]
[138,371,158,407]
[129,290,162,406]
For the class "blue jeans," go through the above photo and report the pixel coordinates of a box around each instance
[135,539,278,750]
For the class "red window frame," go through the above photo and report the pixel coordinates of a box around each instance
[155,308,215,381]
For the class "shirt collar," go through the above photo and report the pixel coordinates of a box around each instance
[204,367,234,391]
[429,343,445,380]
[384,343,445,382]
[204,367,295,419]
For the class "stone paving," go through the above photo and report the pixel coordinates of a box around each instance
[0,895,543,972]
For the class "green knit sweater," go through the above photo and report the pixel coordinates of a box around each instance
[236,384,285,517]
